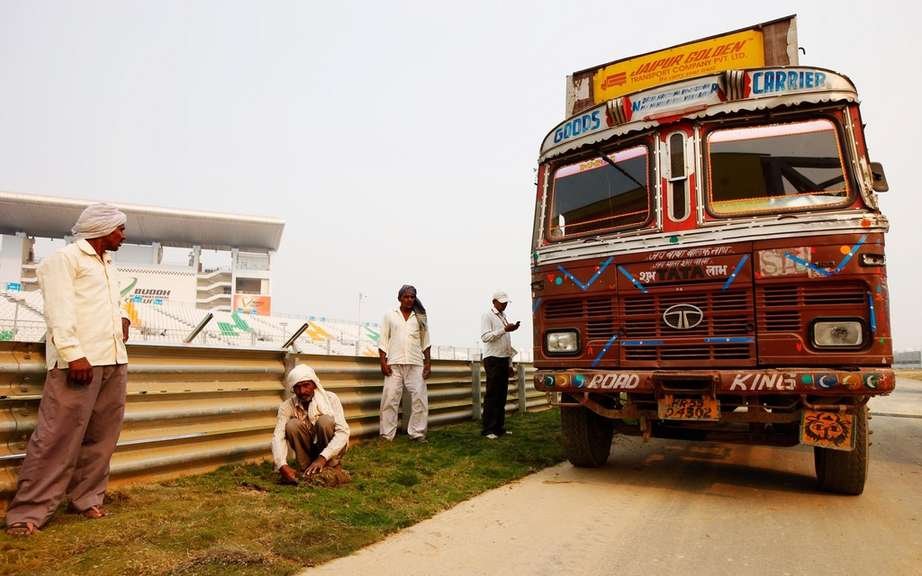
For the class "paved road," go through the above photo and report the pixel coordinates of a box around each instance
[301,378,922,576]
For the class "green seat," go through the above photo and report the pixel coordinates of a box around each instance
[218,322,238,337]
[231,311,252,332]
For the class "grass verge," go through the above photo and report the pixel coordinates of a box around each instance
[0,409,563,576]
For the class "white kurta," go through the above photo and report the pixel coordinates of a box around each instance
[38,239,129,369]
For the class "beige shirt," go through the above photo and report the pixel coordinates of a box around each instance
[378,309,430,366]
[38,239,129,370]
[271,391,350,470]
[481,307,517,358]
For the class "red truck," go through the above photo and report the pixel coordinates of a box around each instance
[531,16,893,494]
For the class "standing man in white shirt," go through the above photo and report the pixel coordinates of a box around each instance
[6,204,131,536]
[378,285,431,442]
[480,291,519,439]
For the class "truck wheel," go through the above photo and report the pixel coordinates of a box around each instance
[560,403,614,468]
[813,405,868,495]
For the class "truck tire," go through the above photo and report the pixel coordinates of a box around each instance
[813,405,868,495]
[560,404,614,468]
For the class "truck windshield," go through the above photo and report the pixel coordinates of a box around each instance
[707,119,850,215]
[548,145,649,240]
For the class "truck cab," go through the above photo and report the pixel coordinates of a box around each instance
[531,64,893,495]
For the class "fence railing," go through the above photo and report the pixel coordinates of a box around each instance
[0,341,545,497]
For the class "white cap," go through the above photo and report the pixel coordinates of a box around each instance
[492,290,510,304]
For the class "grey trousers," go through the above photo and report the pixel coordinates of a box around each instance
[285,414,344,470]
[5,364,128,527]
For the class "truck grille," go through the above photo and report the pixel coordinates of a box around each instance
[543,287,756,366]
[621,288,753,365]
[760,283,866,332]
[544,296,616,340]
[622,290,751,339]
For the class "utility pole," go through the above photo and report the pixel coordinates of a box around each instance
[356,292,366,349]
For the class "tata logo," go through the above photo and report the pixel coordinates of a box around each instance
[662,304,704,330]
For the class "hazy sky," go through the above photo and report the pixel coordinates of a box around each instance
[1,1,919,352]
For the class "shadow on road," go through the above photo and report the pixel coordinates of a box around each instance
[560,438,822,496]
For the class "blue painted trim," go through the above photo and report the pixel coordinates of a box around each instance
[867,291,877,335]
[833,234,867,273]
[704,337,754,344]
[532,297,542,313]
[783,234,868,278]
[557,256,614,292]
[722,255,750,291]
[556,265,587,290]
[617,266,648,294]
[784,253,833,277]
[621,339,663,346]
[591,334,619,368]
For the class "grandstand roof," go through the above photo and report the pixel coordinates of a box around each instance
[0,191,284,251]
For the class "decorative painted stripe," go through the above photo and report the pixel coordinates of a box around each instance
[783,234,868,278]
[557,256,614,291]
[783,252,833,277]
[722,255,750,291]
[867,291,877,334]
[704,337,754,344]
[591,334,620,368]
[556,265,588,290]
[617,265,649,294]
[532,297,542,313]
[587,256,615,286]
[833,234,867,273]
[621,339,664,346]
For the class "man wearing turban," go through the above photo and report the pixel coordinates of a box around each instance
[6,203,131,536]
[378,285,431,442]
[273,364,350,485]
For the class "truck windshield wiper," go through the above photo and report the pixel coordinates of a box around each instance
[596,150,645,190]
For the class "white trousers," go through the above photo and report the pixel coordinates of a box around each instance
[379,364,428,440]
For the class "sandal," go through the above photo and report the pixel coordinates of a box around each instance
[82,505,107,519]
[6,522,39,536]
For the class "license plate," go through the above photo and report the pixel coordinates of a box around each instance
[801,409,855,450]
[657,395,719,421]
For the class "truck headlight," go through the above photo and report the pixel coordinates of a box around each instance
[545,330,579,354]
[812,320,863,348]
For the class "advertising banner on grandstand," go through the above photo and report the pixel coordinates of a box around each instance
[118,266,197,304]
[234,294,271,316]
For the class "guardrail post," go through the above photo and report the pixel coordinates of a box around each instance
[471,360,482,420]
[517,364,527,414]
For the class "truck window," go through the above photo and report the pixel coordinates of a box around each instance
[667,132,690,222]
[707,119,850,216]
[548,145,650,240]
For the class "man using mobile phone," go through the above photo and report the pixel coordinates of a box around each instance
[479,291,519,439]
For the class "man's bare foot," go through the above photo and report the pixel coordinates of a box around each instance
[6,522,39,536]
[82,505,107,519]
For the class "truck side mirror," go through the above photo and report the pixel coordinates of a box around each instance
[870,162,889,192]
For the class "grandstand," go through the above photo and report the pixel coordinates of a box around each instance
[0,288,490,359]
[0,192,502,360]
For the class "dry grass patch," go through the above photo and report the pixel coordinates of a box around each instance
[0,409,563,576]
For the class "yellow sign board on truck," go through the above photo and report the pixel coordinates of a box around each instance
[592,29,765,103]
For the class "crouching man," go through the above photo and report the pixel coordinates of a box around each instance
[272,364,350,485]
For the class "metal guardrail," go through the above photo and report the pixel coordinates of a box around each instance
[0,342,545,497]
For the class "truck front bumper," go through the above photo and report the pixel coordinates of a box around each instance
[534,367,895,396]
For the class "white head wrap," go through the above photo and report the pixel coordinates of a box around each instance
[285,364,334,424]
[71,203,127,240]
